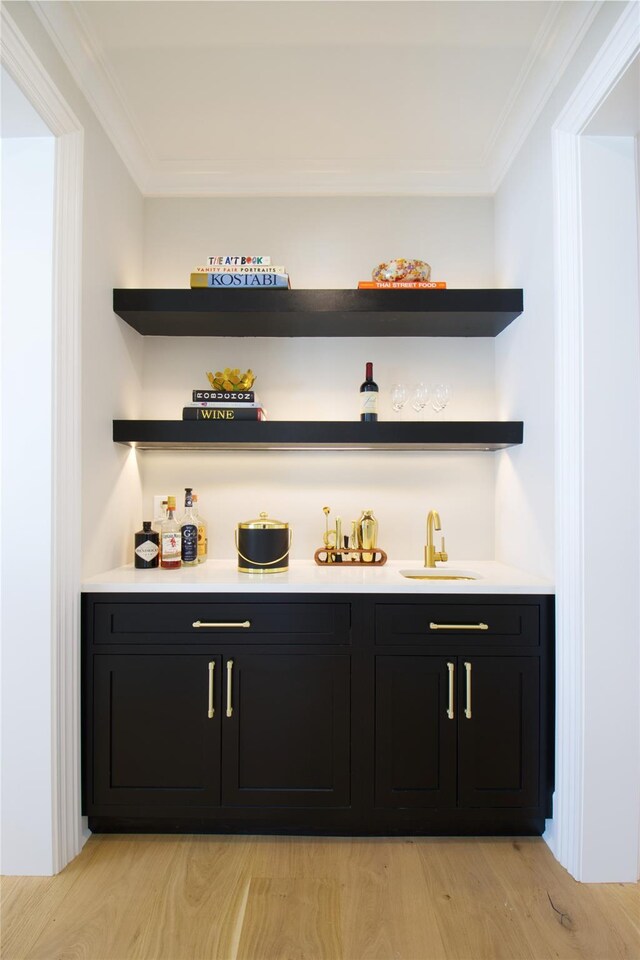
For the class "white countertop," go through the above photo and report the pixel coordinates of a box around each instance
[81,559,553,594]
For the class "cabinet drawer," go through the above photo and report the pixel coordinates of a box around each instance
[94,601,351,645]
[375,603,539,646]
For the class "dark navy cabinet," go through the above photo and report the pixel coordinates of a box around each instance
[83,592,554,835]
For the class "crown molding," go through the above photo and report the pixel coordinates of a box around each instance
[1,3,81,136]
[31,0,151,192]
[489,1,602,191]
[143,166,494,198]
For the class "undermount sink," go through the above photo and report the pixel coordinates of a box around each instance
[399,568,483,581]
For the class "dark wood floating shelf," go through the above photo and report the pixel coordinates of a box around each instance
[113,420,523,451]
[113,288,523,337]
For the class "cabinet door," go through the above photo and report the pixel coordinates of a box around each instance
[221,654,350,807]
[375,656,456,808]
[457,657,540,808]
[93,655,221,807]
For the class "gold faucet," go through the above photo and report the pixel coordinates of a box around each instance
[425,509,448,567]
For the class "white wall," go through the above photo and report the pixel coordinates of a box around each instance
[1,133,56,875]
[5,2,146,581]
[494,2,639,881]
[580,134,640,881]
[1,3,145,875]
[493,2,629,579]
[141,197,498,561]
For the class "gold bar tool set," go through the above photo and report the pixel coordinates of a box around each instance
[314,506,387,566]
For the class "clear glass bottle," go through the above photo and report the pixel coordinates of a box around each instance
[180,487,198,566]
[192,493,208,564]
[160,496,181,569]
[134,521,159,569]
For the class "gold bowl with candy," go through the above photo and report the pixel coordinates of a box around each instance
[206,368,256,391]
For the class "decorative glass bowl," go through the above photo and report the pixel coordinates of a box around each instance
[372,259,432,282]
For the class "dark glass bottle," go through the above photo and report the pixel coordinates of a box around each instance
[180,487,198,566]
[360,361,379,422]
[134,521,159,569]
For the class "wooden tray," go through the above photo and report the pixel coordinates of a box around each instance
[314,547,387,566]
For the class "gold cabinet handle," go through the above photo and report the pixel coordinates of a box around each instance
[226,660,234,718]
[447,662,455,720]
[207,661,215,718]
[464,661,472,719]
[429,622,488,631]
[192,620,251,629]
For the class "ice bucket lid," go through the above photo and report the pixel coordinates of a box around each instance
[238,511,288,530]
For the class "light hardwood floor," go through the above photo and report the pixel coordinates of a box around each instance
[1,836,638,960]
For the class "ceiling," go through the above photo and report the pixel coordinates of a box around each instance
[32,0,600,196]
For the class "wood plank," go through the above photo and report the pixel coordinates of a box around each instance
[236,877,343,960]
[127,835,256,960]
[472,838,640,960]
[0,836,103,960]
[414,837,539,960]
[2,836,638,960]
[20,836,187,960]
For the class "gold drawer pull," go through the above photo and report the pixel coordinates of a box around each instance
[207,661,215,718]
[192,620,251,629]
[464,661,472,719]
[447,662,455,720]
[226,660,234,718]
[429,622,488,631]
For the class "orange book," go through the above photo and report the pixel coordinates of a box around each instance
[357,281,447,290]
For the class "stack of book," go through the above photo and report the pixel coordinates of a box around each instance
[357,280,447,290]
[190,255,290,289]
[183,389,267,421]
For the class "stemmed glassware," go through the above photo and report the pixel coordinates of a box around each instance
[432,383,452,417]
[390,383,409,414]
[412,382,429,418]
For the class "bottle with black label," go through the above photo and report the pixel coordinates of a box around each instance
[360,361,379,422]
[134,521,160,569]
[180,487,199,566]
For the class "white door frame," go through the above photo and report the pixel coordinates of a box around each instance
[551,1,639,880]
[1,8,84,871]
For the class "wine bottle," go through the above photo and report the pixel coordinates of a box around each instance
[134,521,159,569]
[192,493,208,564]
[360,361,378,422]
[160,496,181,569]
[180,487,198,566]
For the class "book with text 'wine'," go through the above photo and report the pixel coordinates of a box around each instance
[182,407,267,421]
[357,281,447,289]
[192,390,256,402]
[191,272,290,289]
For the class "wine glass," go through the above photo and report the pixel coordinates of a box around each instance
[412,382,429,417]
[390,383,409,414]
[432,383,452,417]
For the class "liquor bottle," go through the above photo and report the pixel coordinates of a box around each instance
[134,521,159,569]
[360,362,379,422]
[180,487,198,566]
[160,496,181,569]
[192,493,208,564]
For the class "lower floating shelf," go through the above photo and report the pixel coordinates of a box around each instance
[113,420,523,451]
